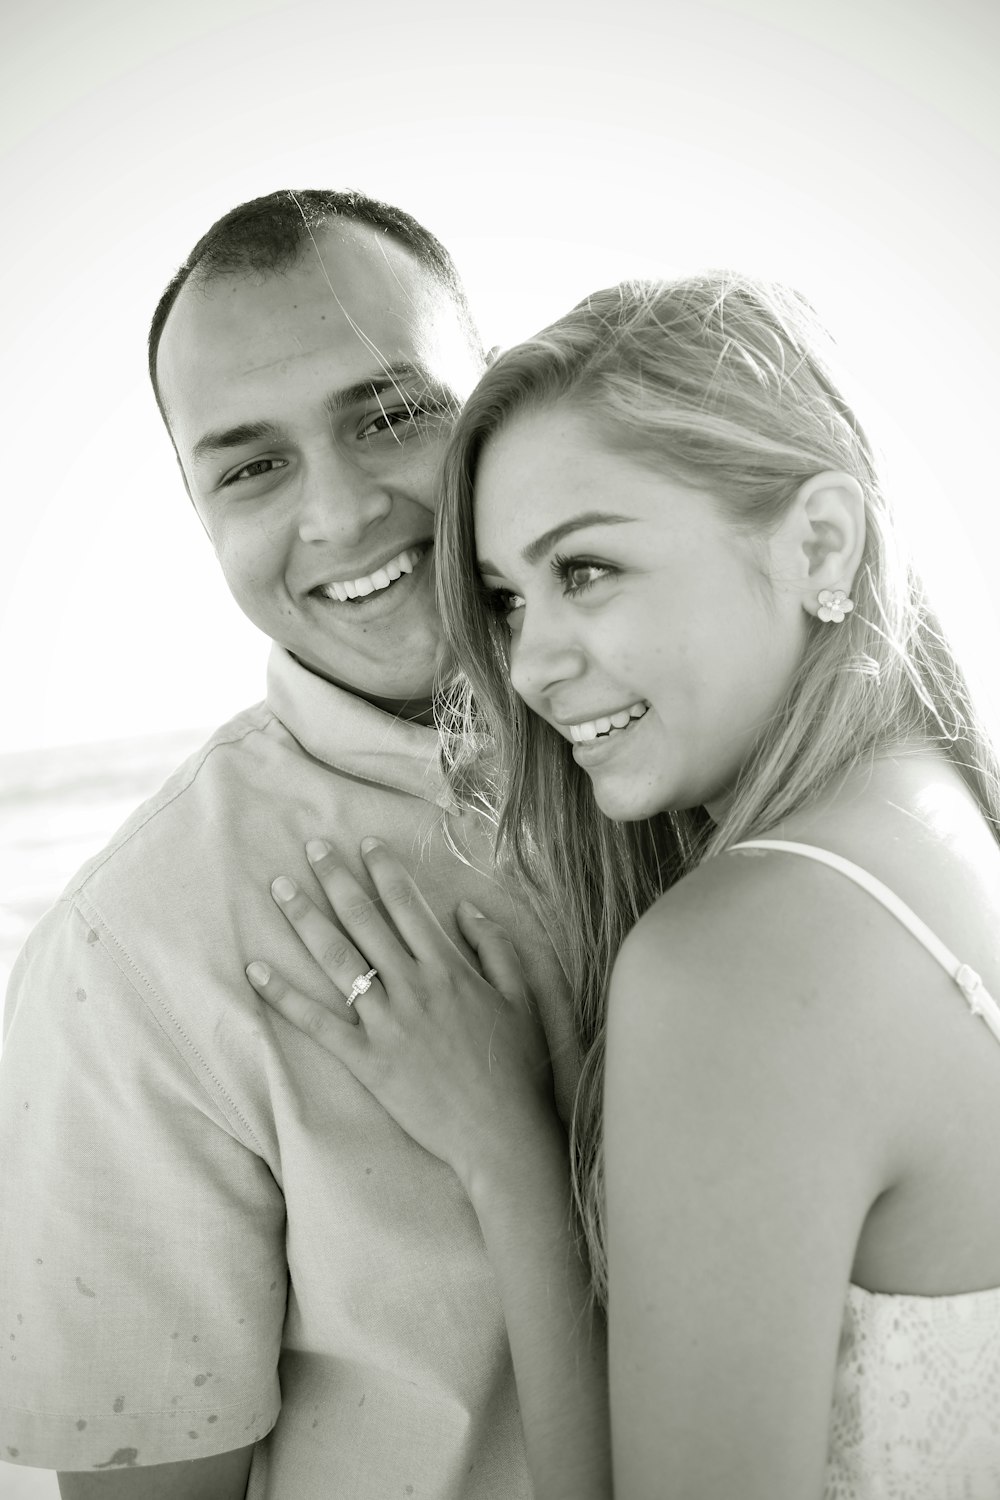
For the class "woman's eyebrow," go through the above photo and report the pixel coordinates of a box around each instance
[478,512,635,575]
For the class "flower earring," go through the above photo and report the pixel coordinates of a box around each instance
[817,588,854,624]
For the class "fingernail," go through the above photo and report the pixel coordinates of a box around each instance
[360,836,382,855]
[305,838,331,863]
[247,961,270,985]
[459,899,485,918]
[272,875,297,901]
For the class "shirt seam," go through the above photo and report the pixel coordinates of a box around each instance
[334,759,453,809]
[290,735,452,808]
[0,1384,278,1420]
[62,712,270,901]
[73,895,265,1156]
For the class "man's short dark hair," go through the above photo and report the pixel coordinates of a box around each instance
[147,187,478,418]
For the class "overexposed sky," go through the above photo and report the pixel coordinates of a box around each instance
[2,0,998,753]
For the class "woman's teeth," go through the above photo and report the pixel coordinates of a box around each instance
[319,545,427,602]
[569,701,649,743]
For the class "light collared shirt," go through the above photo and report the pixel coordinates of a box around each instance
[0,646,578,1497]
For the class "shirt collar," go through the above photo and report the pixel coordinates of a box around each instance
[265,645,451,808]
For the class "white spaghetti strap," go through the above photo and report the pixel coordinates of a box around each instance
[729,838,1000,1046]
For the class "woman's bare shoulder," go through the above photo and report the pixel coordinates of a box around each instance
[610,849,856,1068]
[607,832,924,1125]
[614,842,843,1002]
[617,751,1000,1021]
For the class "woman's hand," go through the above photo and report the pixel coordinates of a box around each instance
[246,837,560,1194]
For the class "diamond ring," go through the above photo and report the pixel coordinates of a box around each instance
[345,968,378,1008]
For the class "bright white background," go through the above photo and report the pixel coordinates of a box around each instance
[2,0,999,756]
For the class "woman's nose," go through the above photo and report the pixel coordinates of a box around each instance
[508,604,586,703]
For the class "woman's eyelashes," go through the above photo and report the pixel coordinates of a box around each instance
[484,585,526,619]
[550,552,617,596]
[483,556,618,622]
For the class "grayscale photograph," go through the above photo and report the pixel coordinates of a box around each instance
[2,2,999,1497]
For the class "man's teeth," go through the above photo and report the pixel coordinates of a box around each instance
[319,546,424,602]
[569,702,649,743]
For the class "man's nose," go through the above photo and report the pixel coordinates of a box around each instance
[296,447,393,544]
[508,603,586,703]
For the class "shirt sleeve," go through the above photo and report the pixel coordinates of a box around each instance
[0,898,285,1472]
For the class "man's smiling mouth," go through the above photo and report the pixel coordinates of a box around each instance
[311,542,432,604]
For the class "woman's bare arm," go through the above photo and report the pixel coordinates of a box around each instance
[465,1124,610,1500]
[604,855,889,1499]
[248,839,611,1500]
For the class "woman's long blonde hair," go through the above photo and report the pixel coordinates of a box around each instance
[434,272,1000,1304]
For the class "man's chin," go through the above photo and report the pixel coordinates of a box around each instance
[287,644,437,701]
[292,652,428,693]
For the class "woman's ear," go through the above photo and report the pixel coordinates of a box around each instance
[786,471,866,619]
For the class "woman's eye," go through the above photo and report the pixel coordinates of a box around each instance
[482,586,526,625]
[489,587,526,616]
[223,457,286,485]
[553,555,616,595]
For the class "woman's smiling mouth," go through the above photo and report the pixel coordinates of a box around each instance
[565,700,649,743]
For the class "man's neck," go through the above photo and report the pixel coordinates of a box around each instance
[290,655,437,727]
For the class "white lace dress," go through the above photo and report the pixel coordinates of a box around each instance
[825,1283,1000,1497]
[731,841,1000,1498]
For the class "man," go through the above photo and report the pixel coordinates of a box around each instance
[0,190,578,1499]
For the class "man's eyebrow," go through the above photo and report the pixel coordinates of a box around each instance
[478,512,636,576]
[191,421,283,463]
[323,363,447,418]
[190,366,448,463]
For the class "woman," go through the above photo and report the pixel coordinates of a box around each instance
[246,274,1000,1497]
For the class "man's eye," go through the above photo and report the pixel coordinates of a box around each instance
[360,409,417,439]
[359,396,450,443]
[222,457,286,485]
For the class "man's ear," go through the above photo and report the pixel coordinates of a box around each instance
[785,471,866,618]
